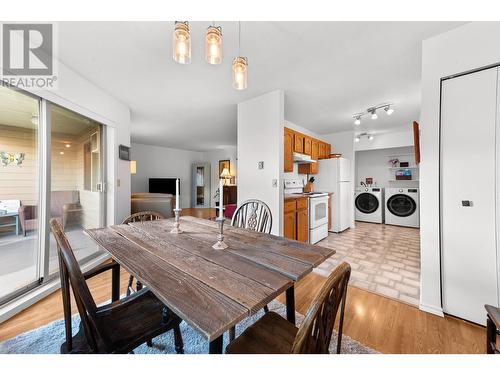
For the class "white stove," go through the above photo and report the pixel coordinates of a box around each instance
[284,179,329,244]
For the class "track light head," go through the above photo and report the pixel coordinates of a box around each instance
[370,109,378,120]
[384,105,394,116]
[368,134,374,141]
[354,136,360,143]
[353,115,361,126]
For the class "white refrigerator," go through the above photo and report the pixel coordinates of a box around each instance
[314,157,351,233]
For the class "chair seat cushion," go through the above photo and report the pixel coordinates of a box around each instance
[225,311,298,354]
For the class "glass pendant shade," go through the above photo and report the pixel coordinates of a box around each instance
[205,26,222,65]
[232,57,248,90]
[173,21,191,64]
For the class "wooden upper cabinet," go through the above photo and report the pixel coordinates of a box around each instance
[311,140,319,160]
[325,143,331,158]
[294,133,304,153]
[319,142,326,159]
[284,128,294,173]
[303,137,312,156]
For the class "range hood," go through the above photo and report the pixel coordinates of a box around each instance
[293,152,316,164]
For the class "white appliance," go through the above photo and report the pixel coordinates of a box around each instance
[283,179,329,244]
[440,66,500,325]
[355,187,385,224]
[384,188,419,228]
[293,152,316,164]
[314,157,351,233]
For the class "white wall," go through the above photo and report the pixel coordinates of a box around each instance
[131,143,205,208]
[322,130,356,228]
[355,146,417,188]
[238,90,284,236]
[204,147,238,207]
[355,128,414,151]
[20,57,131,225]
[420,22,500,316]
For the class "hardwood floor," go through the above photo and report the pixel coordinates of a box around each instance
[0,266,485,353]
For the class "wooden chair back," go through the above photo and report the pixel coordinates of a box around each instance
[292,262,351,354]
[231,199,272,234]
[122,211,165,224]
[50,218,104,352]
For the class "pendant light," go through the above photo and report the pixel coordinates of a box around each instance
[232,22,248,90]
[173,21,191,64]
[205,24,222,65]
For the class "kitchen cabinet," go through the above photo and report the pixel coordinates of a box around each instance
[284,128,294,172]
[325,143,331,158]
[284,197,308,243]
[284,200,297,240]
[318,142,326,159]
[298,160,318,174]
[304,136,312,156]
[294,133,304,153]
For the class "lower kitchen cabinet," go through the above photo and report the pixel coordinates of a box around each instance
[284,197,308,243]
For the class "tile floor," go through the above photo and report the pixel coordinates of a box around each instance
[315,221,421,306]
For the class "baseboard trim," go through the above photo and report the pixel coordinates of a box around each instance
[419,302,444,317]
[0,254,110,324]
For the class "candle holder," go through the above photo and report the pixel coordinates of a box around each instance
[170,208,183,234]
[212,217,228,250]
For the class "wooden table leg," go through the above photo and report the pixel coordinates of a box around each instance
[286,285,296,325]
[209,335,223,354]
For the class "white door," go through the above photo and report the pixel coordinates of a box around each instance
[441,67,499,325]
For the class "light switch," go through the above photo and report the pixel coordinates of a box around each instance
[117,179,121,187]
[258,161,264,169]
[272,179,278,188]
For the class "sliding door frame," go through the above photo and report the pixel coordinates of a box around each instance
[0,87,109,306]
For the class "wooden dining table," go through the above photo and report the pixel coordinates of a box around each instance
[85,215,335,354]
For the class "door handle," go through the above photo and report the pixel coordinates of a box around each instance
[461,200,473,207]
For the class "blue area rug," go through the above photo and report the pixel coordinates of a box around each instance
[0,301,377,354]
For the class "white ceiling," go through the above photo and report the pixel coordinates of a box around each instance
[54,21,465,151]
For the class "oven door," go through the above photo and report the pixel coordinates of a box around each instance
[309,197,329,229]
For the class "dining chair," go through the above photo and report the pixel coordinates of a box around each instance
[50,218,184,354]
[225,262,351,354]
[230,199,272,234]
[229,199,273,341]
[485,304,500,354]
[122,211,164,296]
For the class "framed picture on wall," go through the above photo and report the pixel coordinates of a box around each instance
[219,159,230,176]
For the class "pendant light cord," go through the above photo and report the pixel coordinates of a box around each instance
[238,21,241,56]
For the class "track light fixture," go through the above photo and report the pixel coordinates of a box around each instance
[352,103,394,126]
[355,133,374,142]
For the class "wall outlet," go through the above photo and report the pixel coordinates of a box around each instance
[272,179,278,188]
[258,161,264,169]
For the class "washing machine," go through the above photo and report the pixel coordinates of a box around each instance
[385,188,419,228]
[355,187,384,223]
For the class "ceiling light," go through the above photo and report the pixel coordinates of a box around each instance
[354,136,360,143]
[370,109,378,120]
[173,21,191,64]
[353,115,361,126]
[385,106,394,116]
[233,22,247,90]
[368,135,374,141]
[65,144,71,148]
[59,151,64,155]
[30,115,38,125]
[205,25,222,65]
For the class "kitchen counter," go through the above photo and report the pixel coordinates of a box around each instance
[284,194,310,201]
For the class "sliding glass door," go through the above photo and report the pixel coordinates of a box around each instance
[48,104,105,276]
[0,85,41,303]
[0,85,107,304]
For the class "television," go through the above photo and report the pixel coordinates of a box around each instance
[149,178,179,195]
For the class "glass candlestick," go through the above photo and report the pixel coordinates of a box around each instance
[170,208,183,234]
[212,217,228,249]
